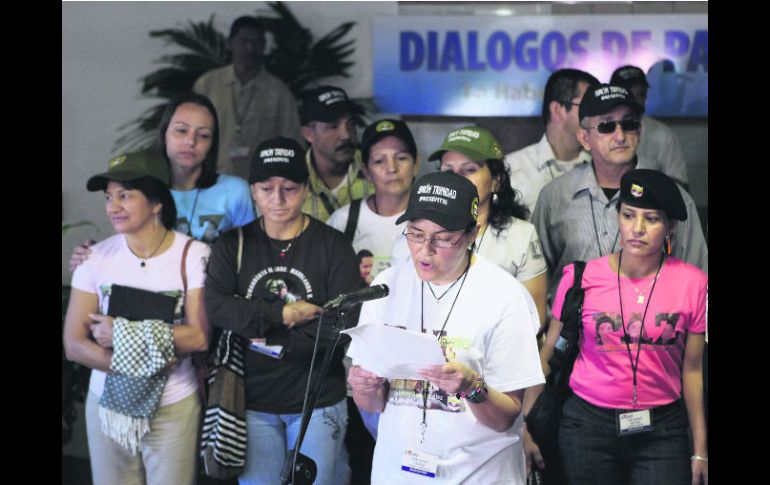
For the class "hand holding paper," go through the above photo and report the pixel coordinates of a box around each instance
[342,323,446,380]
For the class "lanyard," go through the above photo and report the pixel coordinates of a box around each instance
[417,255,471,443]
[590,193,619,258]
[617,250,664,407]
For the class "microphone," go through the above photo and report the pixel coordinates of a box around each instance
[323,284,389,310]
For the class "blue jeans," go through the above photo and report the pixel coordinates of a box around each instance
[239,399,348,485]
[558,394,691,485]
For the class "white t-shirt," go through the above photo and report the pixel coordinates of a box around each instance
[348,256,545,484]
[327,197,407,280]
[475,218,547,285]
[71,231,210,407]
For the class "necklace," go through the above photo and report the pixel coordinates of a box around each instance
[262,214,304,258]
[186,189,200,236]
[426,270,465,301]
[474,223,489,254]
[128,229,169,268]
[630,275,660,304]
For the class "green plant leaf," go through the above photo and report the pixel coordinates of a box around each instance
[62,221,99,237]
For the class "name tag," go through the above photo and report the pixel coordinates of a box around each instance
[249,338,284,359]
[401,448,439,478]
[616,409,653,436]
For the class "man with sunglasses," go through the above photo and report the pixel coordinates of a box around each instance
[531,83,708,299]
[505,69,599,217]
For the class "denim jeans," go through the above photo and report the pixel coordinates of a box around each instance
[558,394,691,485]
[239,399,348,485]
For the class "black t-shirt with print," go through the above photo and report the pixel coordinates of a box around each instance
[206,217,360,413]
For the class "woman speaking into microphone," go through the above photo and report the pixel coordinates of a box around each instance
[347,171,545,484]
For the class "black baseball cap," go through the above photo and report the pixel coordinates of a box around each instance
[87,147,170,191]
[619,169,687,221]
[299,85,355,125]
[396,171,479,231]
[610,65,650,89]
[579,83,644,122]
[360,119,417,165]
[249,137,309,184]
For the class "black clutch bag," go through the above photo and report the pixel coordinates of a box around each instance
[108,284,177,323]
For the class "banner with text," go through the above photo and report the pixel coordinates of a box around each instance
[373,15,707,117]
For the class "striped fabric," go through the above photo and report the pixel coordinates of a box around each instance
[200,329,248,478]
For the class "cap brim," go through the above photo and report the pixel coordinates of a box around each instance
[428,146,496,163]
[249,167,308,185]
[395,207,472,231]
[309,102,355,123]
[86,170,147,192]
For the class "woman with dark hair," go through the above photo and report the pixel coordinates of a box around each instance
[432,126,548,330]
[205,137,361,485]
[528,169,707,485]
[157,92,256,244]
[63,149,210,485]
[348,171,544,483]
[69,92,255,269]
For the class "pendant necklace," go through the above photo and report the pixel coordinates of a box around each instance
[262,214,304,258]
[128,229,169,268]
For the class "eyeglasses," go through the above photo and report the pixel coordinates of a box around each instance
[402,228,466,248]
[585,119,641,135]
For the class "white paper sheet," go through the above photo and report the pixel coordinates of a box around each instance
[342,323,446,380]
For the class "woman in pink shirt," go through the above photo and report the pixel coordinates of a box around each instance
[530,169,707,485]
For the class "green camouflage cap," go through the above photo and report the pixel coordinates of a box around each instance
[428,125,504,163]
[87,147,170,191]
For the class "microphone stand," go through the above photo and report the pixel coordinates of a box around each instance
[279,306,351,485]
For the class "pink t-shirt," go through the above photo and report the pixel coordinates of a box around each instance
[552,256,706,409]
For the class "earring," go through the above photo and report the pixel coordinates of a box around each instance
[666,235,672,255]
[492,192,499,205]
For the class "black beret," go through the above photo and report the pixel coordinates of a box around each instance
[619,169,687,221]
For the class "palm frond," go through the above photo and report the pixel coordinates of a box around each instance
[114,2,367,154]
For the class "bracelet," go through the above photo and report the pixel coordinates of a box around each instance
[691,455,708,462]
[456,373,487,404]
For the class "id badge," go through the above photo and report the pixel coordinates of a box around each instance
[401,448,439,478]
[616,409,653,436]
[249,338,284,359]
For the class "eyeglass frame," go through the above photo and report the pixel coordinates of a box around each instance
[583,118,641,135]
[402,226,470,249]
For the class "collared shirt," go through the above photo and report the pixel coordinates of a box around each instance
[301,148,374,222]
[193,65,301,180]
[531,159,708,298]
[637,115,689,187]
[504,134,592,218]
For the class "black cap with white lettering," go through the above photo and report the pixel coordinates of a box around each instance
[249,137,309,184]
[579,83,644,121]
[396,171,479,231]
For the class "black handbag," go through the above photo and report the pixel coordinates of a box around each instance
[526,261,586,485]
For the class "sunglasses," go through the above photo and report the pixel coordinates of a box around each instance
[586,119,641,134]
